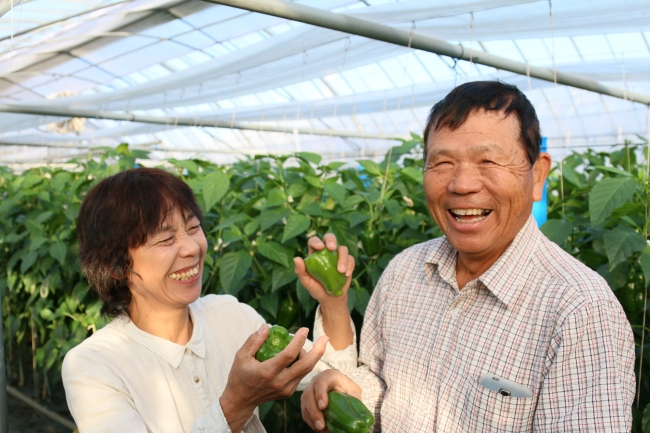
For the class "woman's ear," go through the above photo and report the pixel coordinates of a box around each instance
[532,152,552,202]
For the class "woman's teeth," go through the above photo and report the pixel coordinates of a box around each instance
[450,208,491,223]
[169,265,199,281]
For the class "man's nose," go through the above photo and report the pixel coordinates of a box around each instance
[448,163,482,194]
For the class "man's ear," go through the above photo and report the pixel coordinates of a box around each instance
[532,152,552,202]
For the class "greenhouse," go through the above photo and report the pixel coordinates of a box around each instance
[0,0,649,432]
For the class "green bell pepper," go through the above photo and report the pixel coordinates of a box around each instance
[360,229,381,257]
[323,391,375,433]
[304,248,347,296]
[255,325,293,362]
[277,294,298,329]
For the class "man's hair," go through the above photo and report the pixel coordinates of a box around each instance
[77,167,203,318]
[423,81,541,165]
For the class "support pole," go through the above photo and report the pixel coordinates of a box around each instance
[0,288,8,433]
[0,104,407,141]
[205,0,650,106]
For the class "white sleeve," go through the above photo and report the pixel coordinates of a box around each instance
[297,306,358,390]
[191,402,266,433]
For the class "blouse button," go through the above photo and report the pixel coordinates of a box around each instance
[193,375,200,383]
[185,348,191,355]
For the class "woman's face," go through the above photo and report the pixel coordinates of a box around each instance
[127,207,207,310]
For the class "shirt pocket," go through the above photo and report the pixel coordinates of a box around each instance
[463,377,536,433]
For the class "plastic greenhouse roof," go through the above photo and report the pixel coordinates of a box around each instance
[0,0,649,166]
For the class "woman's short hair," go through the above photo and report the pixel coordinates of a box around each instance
[77,167,203,317]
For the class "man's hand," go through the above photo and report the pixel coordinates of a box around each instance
[294,233,355,306]
[220,325,328,433]
[301,370,363,431]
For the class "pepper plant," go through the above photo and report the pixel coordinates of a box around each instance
[539,139,650,432]
[1,136,649,431]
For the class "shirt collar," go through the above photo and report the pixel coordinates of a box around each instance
[425,215,540,306]
[120,303,206,368]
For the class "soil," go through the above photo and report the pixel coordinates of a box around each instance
[5,344,76,433]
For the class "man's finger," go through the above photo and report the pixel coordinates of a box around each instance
[336,245,349,274]
[239,324,269,358]
[302,384,328,431]
[301,386,322,431]
[323,233,338,251]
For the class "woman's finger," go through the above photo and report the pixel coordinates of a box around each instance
[346,254,355,277]
[336,245,349,274]
[239,324,269,359]
[323,233,338,251]
[307,236,325,254]
[268,328,309,372]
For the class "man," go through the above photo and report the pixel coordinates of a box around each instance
[301,81,636,432]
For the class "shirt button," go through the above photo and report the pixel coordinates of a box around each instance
[449,309,459,317]
[185,348,191,355]
[193,375,200,383]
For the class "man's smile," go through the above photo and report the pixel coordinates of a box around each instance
[448,208,492,223]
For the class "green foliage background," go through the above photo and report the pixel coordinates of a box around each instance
[1,137,649,431]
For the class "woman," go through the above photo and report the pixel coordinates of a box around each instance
[62,167,357,433]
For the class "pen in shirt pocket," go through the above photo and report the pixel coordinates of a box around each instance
[478,373,533,398]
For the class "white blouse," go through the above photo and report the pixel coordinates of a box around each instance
[62,295,357,433]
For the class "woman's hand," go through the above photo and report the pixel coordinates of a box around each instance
[294,233,355,350]
[294,233,355,307]
[220,325,328,433]
[301,370,363,431]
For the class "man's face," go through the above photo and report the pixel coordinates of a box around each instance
[424,110,549,262]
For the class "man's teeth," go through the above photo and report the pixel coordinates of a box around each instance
[450,209,489,216]
[169,265,199,281]
[450,209,491,223]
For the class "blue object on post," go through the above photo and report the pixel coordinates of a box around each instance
[532,137,548,227]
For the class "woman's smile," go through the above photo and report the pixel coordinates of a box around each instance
[168,263,200,282]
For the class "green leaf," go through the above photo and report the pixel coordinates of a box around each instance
[49,242,67,266]
[401,167,423,184]
[20,251,38,274]
[34,211,54,226]
[264,188,288,208]
[593,166,633,177]
[589,177,637,226]
[642,402,650,433]
[354,288,371,315]
[357,159,382,177]
[211,214,250,232]
[271,266,297,292]
[296,279,317,315]
[603,227,647,271]
[324,183,346,205]
[260,292,279,318]
[282,214,310,243]
[296,152,322,165]
[641,247,650,287]
[260,207,292,231]
[348,211,370,228]
[329,219,359,259]
[203,171,230,211]
[219,251,252,295]
[297,201,322,216]
[561,166,583,187]
[244,219,260,236]
[304,175,321,188]
[540,219,574,246]
[327,162,346,170]
[258,241,294,268]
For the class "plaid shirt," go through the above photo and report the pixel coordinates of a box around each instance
[349,216,636,432]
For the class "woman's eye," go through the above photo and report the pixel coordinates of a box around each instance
[188,224,201,233]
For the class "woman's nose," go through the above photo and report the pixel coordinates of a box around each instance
[179,232,201,256]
